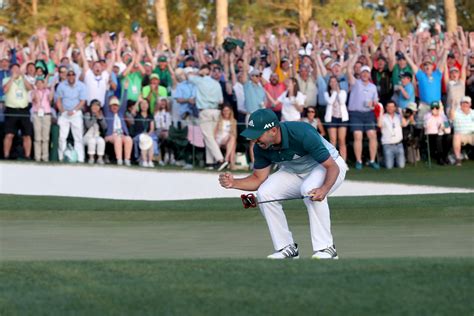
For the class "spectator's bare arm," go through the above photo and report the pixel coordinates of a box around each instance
[223,53,233,95]
[404,48,419,74]
[171,35,183,69]
[122,51,135,77]
[437,38,450,71]
[76,32,88,81]
[346,53,358,86]
[312,43,326,77]
[242,45,250,83]
[460,46,468,83]
[115,32,124,64]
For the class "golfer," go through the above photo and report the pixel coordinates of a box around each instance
[219,109,348,259]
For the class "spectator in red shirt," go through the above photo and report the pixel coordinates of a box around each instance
[263,73,286,120]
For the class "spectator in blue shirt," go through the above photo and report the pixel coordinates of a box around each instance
[396,72,415,110]
[173,67,197,119]
[56,69,87,162]
[405,45,448,127]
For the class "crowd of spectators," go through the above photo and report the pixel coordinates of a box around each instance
[0,20,473,170]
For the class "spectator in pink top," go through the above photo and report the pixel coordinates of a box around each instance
[264,73,286,120]
[31,77,54,162]
[424,101,450,165]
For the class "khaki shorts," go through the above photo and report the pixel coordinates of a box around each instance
[459,133,474,146]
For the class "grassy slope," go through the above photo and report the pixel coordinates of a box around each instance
[1,259,473,316]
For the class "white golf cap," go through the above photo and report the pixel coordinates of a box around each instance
[361,65,371,73]
[461,96,471,104]
[184,67,196,74]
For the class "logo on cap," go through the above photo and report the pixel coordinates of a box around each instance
[264,122,275,129]
[248,120,254,127]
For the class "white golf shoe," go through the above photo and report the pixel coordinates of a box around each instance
[312,245,339,260]
[267,243,299,259]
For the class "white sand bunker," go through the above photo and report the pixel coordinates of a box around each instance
[1,162,473,201]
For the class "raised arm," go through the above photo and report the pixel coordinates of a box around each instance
[436,39,450,71]
[346,53,358,86]
[241,46,250,83]
[76,32,89,81]
[404,51,419,75]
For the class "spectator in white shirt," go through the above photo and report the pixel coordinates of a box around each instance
[324,75,349,161]
[378,101,407,169]
[279,77,305,121]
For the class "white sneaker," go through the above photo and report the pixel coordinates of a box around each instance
[169,153,176,165]
[148,161,155,168]
[97,157,105,165]
[312,245,339,260]
[124,159,131,166]
[182,163,193,170]
[117,159,123,166]
[140,160,147,167]
[217,161,229,172]
[164,153,170,164]
[158,160,165,166]
[267,243,299,259]
[88,158,95,164]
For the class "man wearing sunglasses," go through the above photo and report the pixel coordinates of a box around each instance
[56,70,87,162]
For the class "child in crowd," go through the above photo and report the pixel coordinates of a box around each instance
[31,77,54,162]
[424,101,450,165]
[154,97,174,165]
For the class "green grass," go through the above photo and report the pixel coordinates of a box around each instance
[1,259,473,315]
[1,193,473,315]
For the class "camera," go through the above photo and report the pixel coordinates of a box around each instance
[331,20,339,28]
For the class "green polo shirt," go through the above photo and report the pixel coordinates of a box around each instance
[254,121,339,174]
[142,85,167,113]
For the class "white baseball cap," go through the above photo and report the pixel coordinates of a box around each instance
[461,96,471,104]
[361,65,371,73]
[184,67,196,74]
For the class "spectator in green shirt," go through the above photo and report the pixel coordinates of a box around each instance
[142,73,167,113]
[152,55,172,94]
[121,51,145,103]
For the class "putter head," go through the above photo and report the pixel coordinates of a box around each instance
[241,193,257,208]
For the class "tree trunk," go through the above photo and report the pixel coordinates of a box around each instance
[155,0,171,48]
[444,0,458,33]
[216,0,228,45]
[298,0,312,38]
[32,0,38,27]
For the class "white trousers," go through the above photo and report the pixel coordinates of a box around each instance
[58,111,85,162]
[84,135,106,156]
[199,109,224,164]
[257,156,348,252]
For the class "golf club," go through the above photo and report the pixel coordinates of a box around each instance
[240,193,313,209]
